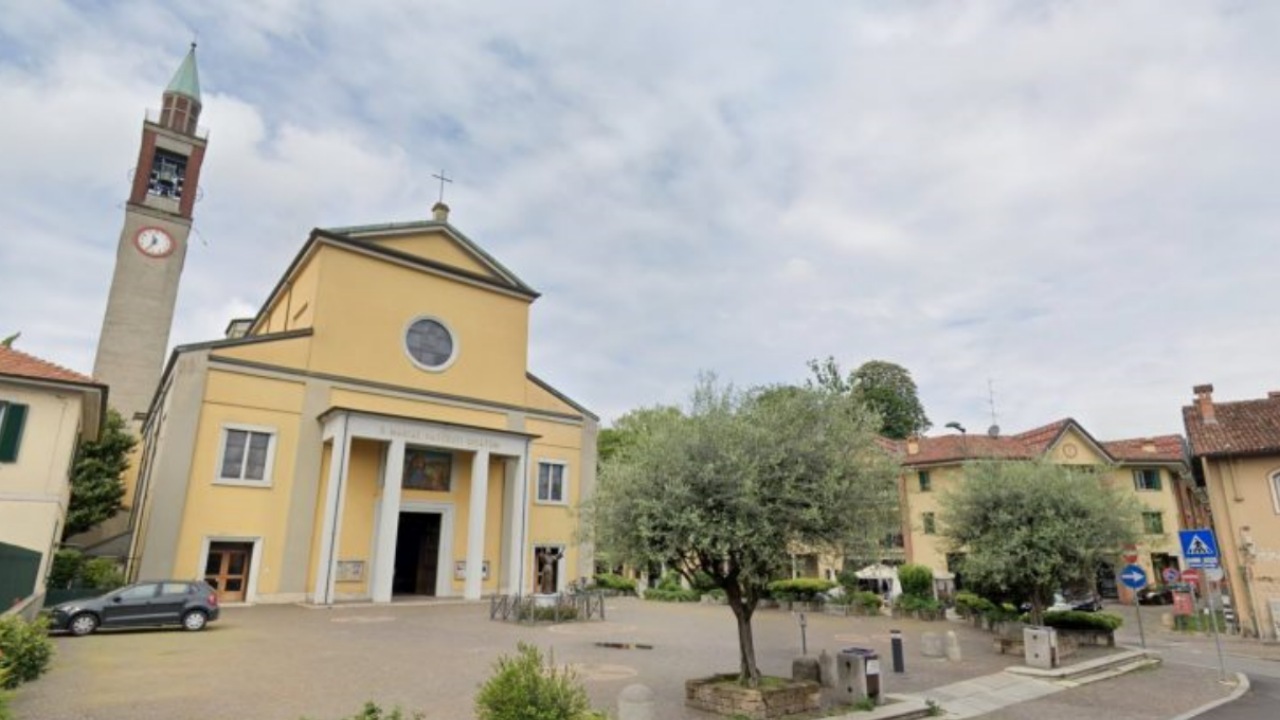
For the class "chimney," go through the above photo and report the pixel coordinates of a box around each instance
[1141,439,1157,454]
[432,202,450,222]
[1193,384,1216,424]
[224,318,253,339]
[1269,391,1280,400]
[906,435,920,456]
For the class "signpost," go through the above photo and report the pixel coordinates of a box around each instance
[1120,564,1148,648]
[1179,529,1220,569]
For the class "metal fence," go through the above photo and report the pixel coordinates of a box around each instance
[489,592,607,624]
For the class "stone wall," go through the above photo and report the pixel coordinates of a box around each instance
[685,675,820,719]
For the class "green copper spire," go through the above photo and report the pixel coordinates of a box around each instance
[165,43,201,102]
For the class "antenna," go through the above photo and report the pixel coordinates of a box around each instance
[987,379,1000,437]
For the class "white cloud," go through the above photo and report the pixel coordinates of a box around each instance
[2,0,1279,438]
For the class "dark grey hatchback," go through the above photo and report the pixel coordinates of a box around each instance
[48,580,220,636]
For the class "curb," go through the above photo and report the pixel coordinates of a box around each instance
[1165,672,1250,720]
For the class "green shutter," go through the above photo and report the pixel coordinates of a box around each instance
[0,403,28,462]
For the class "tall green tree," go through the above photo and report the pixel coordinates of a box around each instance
[586,377,898,686]
[938,460,1141,624]
[807,358,930,439]
[597,405,683,465]
[63,410,136,540]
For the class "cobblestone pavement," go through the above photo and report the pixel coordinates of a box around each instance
[978,662,1236,720]
[5,598,1246,720]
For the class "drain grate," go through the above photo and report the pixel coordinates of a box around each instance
[595,641,654,650]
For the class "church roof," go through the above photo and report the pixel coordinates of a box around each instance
[165,44,201,102]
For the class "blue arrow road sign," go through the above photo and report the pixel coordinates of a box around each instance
[1120,564,1148,590]
[1179,529,1220,569]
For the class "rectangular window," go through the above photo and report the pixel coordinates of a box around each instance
[0,401,28,463]
[217,427,275,485]
[536,461,567,504]
[1133,468,1162,491]
[918,471,932,492]
[1142,511,1164,534]
[922,512,937,535]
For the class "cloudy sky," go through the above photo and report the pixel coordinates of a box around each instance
[1,0,1276,438]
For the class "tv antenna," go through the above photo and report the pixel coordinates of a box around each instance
[987,378,1000,437]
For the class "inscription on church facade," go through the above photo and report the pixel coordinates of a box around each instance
[379,423,503,450]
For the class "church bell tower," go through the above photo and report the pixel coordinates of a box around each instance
[94,44,208,424]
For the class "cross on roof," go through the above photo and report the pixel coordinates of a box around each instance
[431,170,453,203]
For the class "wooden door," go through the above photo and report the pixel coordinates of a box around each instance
[204,543,252,602]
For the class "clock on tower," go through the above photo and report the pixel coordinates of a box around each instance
[93,44,209,426]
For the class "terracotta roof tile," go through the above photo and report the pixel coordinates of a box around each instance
[897,420,1187,467]
[1184,395,1280,457]
[0,345,94,385]
[1101,435,1185,463]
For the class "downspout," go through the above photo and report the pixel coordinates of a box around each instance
[324,415,350,606]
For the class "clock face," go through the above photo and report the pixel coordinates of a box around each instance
[134,227,175,258]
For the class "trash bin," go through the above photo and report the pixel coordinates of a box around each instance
[836,647,881,705]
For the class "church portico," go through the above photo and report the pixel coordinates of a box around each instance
[313,409,533,605]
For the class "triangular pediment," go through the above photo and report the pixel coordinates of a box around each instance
[1045,423,1112,465]
[321,220,536,296]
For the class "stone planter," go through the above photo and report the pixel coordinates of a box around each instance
[686,675,821,719]
[1057,628,1115,647]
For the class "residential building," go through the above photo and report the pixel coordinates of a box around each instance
[891,419,1196,600]
[1183,384,1280,639]
[126,204,598,605]
[0,345,106,603]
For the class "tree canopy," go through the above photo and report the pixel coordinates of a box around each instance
[806,357,930,439]
[938,460,1141,624]
[63,409,136,540]
[596,405,683,465]
[586,377,899,685]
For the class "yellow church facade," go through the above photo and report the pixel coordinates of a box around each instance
[126,206,597,604]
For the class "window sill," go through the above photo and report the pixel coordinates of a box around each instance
[213,478,274,489]
[534,499,569,507]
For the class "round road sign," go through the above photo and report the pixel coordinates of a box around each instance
[1182,568,1201,584]
[1162,567,1180,584]
[1122,545,1139,564]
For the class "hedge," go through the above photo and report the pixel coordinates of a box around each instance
[1039,611,1123,632]
[766,578,836,601]
[643,588,700,602]
[593,573,637,595]
[897,564,933,598]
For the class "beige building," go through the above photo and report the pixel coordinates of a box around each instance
[890,419,1199,600]
[0,345,106,602]
[1183,384,1280,639]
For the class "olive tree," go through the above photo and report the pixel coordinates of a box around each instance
[939,460,1142,625]
[584,378,899,686]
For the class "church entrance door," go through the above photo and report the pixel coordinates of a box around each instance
[394,512,442,596]
[205,542,253,603]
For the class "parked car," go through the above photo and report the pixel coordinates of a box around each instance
[47,580,220,636]
[1020,591,1102,614]
[1137,583,1191,606]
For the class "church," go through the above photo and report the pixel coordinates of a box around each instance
[94,47,599,605]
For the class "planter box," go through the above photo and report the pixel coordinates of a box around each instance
[686,675,821,719]
[1058,628,1115,647]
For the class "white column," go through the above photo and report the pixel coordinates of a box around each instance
[506,452,527,595]
[372,439,405,603]
[313,417,351,605]
[465,449,491,600]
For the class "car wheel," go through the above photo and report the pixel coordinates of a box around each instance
[69,613,99,637]
[182,610,208,631]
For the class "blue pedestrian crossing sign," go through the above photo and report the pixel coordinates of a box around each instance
[1179,529,1220,569]
[1119,564,1148,589]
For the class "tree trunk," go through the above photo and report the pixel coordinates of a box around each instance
[725,584,761,687]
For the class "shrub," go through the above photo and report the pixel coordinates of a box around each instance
[48,549,84,589]
[475,643,601,720]
[895,595,942,614]
[703,588,727,601]
[593,573,636,595]
[766,578,836,602]
[643,588,700,602]
[954,591,996,618]
[1039,611,1123,632]
[0,616,54,688]
[0,669,11,720]
[691,571,719,593]
[80,558,125,590]
[850,591,883,612]
[656,570,684,592]
[897,564,933,598]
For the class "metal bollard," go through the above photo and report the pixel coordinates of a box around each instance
[890,629,905,673]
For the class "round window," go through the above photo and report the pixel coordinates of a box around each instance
[404,317,456,370]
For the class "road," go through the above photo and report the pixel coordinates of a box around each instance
[1114,612,1280,719]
